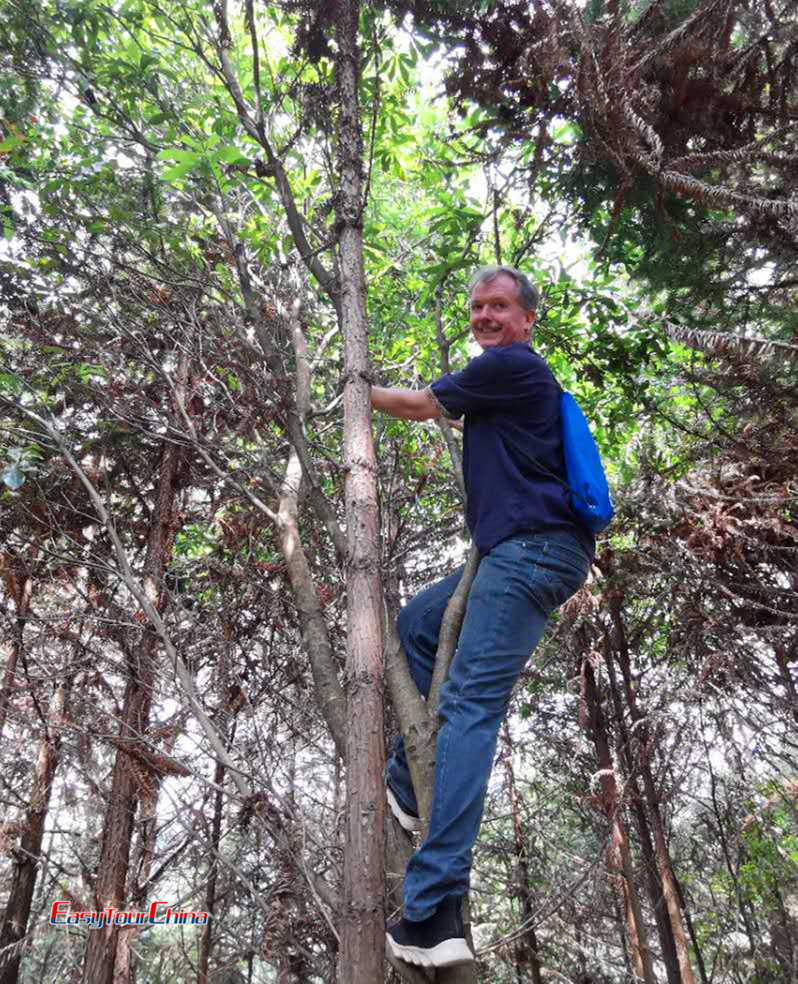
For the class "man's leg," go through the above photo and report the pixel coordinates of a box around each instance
[387,532,589,967]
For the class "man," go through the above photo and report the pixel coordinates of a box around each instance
[371,266,594,969]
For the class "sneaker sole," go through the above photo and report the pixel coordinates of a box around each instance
[386,932,473,968]
[386,786,422,833]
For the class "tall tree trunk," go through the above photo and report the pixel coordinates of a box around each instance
[198,630,235,984]
[333,2,386,981]
[501,723,544,984]
[582,658,656,984]
[198,756,226,984]
[82,422,184,984]
[642,777,697,984]
[274,714,312,984]
[114,720,181,984]
[0,681,67,984]
[609,602,700,984]
[601,629,682,984]
[0,558,33,739]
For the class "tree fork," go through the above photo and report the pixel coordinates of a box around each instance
[384,550,481,984]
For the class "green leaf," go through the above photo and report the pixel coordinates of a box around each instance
[159,150,202,181]
[212,146,250,165]
[0,135,25,152]
[0,372,22,393]
[158,147,194,161]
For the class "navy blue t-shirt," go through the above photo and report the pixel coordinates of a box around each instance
[429,343,595,557]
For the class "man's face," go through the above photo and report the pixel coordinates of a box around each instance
[469,274,536,350]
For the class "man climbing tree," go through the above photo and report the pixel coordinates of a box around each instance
[371,266,595,969]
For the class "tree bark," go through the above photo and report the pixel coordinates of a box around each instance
[601,627,682,984]
[609,602,699,984]
[501,723,544,984]
[197,757,226,984]
[0,557,33,740]
[582,658,657,984]
[333,2,386,981]
[0,682,67,984]
[114,720,181,984]
[82,411,184,984]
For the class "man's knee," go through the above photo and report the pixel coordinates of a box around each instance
[439,673,515,724]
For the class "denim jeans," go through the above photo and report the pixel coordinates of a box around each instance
[386,529,591,920]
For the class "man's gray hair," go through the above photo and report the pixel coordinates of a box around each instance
[469,265,540,312]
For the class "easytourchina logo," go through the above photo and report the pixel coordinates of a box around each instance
[50,901,209,930]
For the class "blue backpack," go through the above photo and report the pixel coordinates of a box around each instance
[559,391,614,533]
[500,389,614,534]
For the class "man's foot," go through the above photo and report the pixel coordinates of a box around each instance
[386,897,473,968]
[386,784,422,833]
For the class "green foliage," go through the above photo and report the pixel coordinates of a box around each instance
[2,4,797,984]
[738,792,798,904]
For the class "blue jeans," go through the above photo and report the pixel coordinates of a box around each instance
[386,530,590,920]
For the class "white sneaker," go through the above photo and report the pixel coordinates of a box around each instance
[386,898,474,968]
[386,785,422,833]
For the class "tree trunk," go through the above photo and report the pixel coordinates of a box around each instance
[197,630,236,984]
[601,628,682,984]
[333,2,386,981]
[646,795,697,984]
[82,427,183,984]
[198,756,226,984]
[114,719,181,984]
[0,682,66,984]
[501,723,544,984]
[582,658,657,984]
[609,603,700,984]
[0,559,33,739]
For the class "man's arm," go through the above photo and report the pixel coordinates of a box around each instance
[370,385,442,421]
